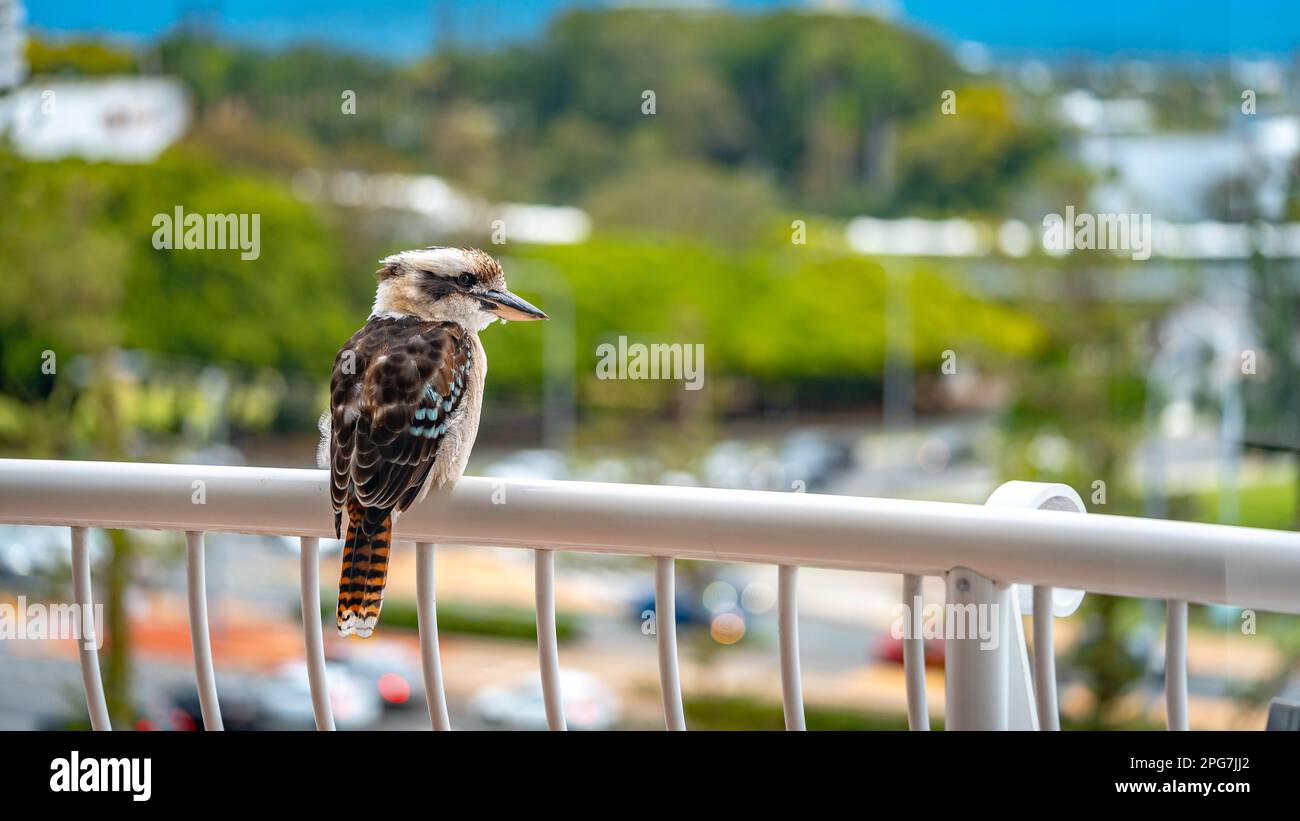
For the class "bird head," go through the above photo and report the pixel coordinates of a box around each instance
[371,247,547,331]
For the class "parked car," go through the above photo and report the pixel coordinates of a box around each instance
[330,642,424,710]
[0,525,107,581]
[631,590,707,628]
[469,669,620,730]
[871,632,946,667]
[163,663,383,730]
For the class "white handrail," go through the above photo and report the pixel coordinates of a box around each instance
[2,460,1296,732]
[4,460,1298,613]
[184,531,223,730]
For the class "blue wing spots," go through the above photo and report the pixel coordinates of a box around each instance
[408,421,448,438]
[414,369,463,435]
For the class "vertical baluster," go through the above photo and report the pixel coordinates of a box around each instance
[654,556,686,731]
[1165,599,1189,731]
[1031,585,1060,731]
[902,573,930,731]
[534,549,567,731]
[778,565,806,730]
[944,567,1012,730]
[184,532,223,730]
[70,526,111,731]
[415,542,451,731]
[298,537,335,731]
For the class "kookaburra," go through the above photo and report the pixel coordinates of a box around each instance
[319,247,546,637]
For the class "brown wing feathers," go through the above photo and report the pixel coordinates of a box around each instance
[329,317,471,637]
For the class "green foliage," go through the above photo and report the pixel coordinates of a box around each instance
[1187,479,1298,531]
[1067,594,1150,729]
[0,150,355,389]
[26,38,138,76]
[892,86,1057,215]
[679,693,1162,730]
[147,8,1057,218]
[320,598,580,643]
[0,149,357,453]
[683,694,920,730]
[490,236,1044,398]
[581,161,783,248]
[999,269,1158,510]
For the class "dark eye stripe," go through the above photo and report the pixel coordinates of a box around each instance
[418,276,455,300]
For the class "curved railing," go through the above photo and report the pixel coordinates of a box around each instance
[2,458,1298,731]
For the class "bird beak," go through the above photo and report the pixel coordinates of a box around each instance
[483,289,548,321]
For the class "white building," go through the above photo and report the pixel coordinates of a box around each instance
[0,76,191,163]
[1078,116,1300,221]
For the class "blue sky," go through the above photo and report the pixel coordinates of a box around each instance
[24,1,1299,58]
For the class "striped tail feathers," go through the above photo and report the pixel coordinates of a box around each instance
[337,501,394,638]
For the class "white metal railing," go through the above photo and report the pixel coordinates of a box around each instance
[2,458,1299,731]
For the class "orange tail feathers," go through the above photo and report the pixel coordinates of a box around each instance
[336,501,393,638]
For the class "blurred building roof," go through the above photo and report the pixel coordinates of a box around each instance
[292,168,591,245]
[1078,116,1300,221]
[1057,89,1155,135]
[0,76,190,162]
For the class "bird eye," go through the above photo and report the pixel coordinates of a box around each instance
[457,272,476,288]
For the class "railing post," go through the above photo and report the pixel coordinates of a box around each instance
[298,537,335,731]
[984,481,1088,732]
[70,526,111,731]
[1165,599,1189,731]
[777,564,805,731]
[1032,585,1060,731]
[944,566,1011,730]
[901,573,930,731]
[534,549,567,731]
[654,556,686,731]
[184,531,223,730]
[415,542,451,731]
